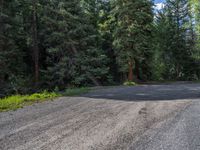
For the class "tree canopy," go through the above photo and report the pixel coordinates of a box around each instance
[0,0,200,97]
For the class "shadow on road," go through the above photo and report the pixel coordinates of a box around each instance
[80,83,200,102]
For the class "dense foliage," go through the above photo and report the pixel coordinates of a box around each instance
[152,0,200,80]
[0,0,200,97]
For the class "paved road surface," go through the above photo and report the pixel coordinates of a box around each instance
[0,83,200,150]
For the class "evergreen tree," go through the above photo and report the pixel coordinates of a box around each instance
[189,0,200,53]
[152,11,170,80]
[154,0,199,80]
[42,0,109,89]
[112,0,154,81]
[82,0,118,83]
[0,0,27,95]
[98,0,120,83]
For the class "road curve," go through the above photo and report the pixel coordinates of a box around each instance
[0,83,200,150]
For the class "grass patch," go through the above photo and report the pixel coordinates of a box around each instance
[62,87,91,96]
[0,91,60,112]
[123,81,136,86]
[0,87,91,112]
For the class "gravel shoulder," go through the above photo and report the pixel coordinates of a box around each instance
[0,83,199,150]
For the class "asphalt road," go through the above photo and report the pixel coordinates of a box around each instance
[0,83,200,150]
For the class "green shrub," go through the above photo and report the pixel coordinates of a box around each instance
[0,87,91,112]
[0,91,60,112]
[123,81,136,86]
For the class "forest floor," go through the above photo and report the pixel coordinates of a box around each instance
[0,83,200,150]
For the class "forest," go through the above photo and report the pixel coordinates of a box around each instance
[0,0,200,97]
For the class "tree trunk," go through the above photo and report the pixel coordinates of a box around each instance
[128,60,133,81]
[134,59,140,81]
[32,0,39,84]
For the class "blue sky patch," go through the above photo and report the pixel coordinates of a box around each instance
[155,0,165,3]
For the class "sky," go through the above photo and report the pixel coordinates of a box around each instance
[155,0,165,10]
[155,0,165,3]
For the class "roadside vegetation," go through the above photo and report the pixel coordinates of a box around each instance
[123,81,137,86]
[0,91,59,112]
[0,88,91,112]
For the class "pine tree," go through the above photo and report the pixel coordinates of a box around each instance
[152,11,170,80]
[112,0,154,81]
[42,0,109,89]
[154,0,199,80]
[0,0,27,95]
[82,0,117,83]
[189,0,200,52]
[98,0,120,82]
